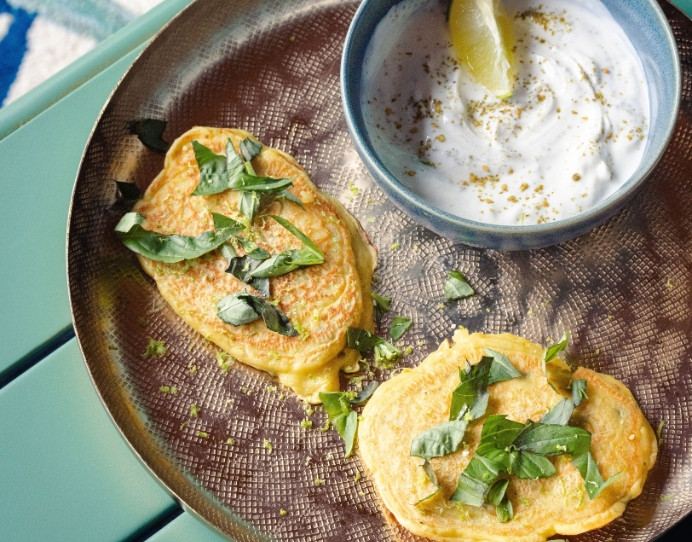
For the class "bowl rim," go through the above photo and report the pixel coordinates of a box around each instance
[340,0,682,240]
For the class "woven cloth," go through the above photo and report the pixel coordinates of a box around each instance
[0,0,163,107]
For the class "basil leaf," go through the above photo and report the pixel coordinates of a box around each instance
[128,118,170,153]
[413,460,442,506]
[539,398,575,426]
[239,191,261,223]
[450,454,505,506]
[276,188,304,207]
[216,293,259,326]
[475,415,525,457]
[374,340,402,368]
[509,451,556,479]
[352,381,379,405]
[371,292,392,326]
[191,139,232,195]
[225,255,270,297]
[487,478,509,507]
[449,361,490,421]
[239,137,262,162]
[444,270,474,301]
[410,419,469,461]
[495,495,514,523]
[513,422,591,456]
[115,211,240,263]
[191,139,293,196]
[572,450,621,499]
[541,331,570,375]
[249,215,324,279]
[347,328,380,352]
[571,379,588,407]
[112,181,141,210]
[485,348,522,384]
[390,316,412,341]
[236,237,270,260]
[422,460,440,487]
[319,391,359,457]
[449,353,521,421]
[268,215,323,261]
[216,292,298,336]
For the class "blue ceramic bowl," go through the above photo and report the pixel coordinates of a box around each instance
[341,0,680,250]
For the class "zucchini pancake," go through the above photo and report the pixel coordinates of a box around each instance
[358,328,657,542]
[117,126,376,402]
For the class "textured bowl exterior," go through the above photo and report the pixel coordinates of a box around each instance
[341,0,681,250]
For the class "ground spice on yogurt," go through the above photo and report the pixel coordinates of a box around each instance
[361,0,650,225]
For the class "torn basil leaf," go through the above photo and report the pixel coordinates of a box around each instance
[485,348,522,384]
[239,137,262,161]
[128,118,170,153]
[371,292,392,327]
[191,138,293,197]
[414,460,442,505]
[487,478,509,507]
[239,191,261,224]
[512,421,591,457]
[112,181,141,210]
[449,352,521,422]
[541,331,570,375]
[319,391,359,457]
[571,379,588,406]
[450,454,505,506]
[572,450,621,499]
[410,419,469,461]
[444,270,474,301]
[224,255,270,298]
[216,292,297,336]
[347,327,402,368]
[539,398,575,426]
[495,495,513,523]
[509,450,556,479]
[115,211,241,263]
[347,327,380,352]
[389,316,412,341]
[352,381,379,405]
[374,340,402,368]
[248,215,324,279]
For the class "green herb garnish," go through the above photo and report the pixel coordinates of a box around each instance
[128,118,170,153]
[247,215,324,278]
[191,138,293,197]
[541,331,570,375]
[411,350,521,462]
[390,316,412,341]
[115,211,243,263]
[319,391,359,457]
[216,292,298,336]
[112,181,141,211]
[450,382,620,521]
[444,270,475,301]
[347,327,402,368]
[371,292,392,326]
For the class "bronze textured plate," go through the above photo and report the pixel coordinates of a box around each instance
[67,0,692,540]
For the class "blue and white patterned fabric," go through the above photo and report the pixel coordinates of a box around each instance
[0,0,162,107]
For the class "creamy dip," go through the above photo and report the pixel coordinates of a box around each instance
[361,0,650,225]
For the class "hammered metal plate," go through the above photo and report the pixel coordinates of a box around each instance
[67,1,692,540]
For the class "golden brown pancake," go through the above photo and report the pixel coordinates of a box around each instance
[358,328,657,542]
[131,126,376,402]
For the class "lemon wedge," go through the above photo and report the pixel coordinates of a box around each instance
[448,0,515,98]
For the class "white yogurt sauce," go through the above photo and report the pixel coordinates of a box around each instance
[361,0,650,225]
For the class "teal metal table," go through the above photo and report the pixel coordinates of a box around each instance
[0,0,226,539]
[1,0,690,541]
